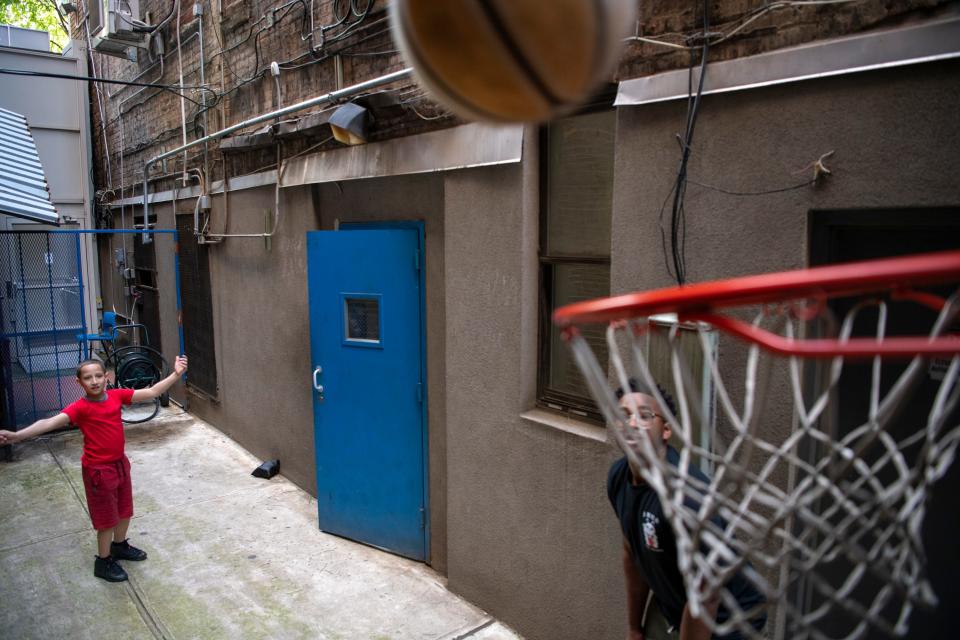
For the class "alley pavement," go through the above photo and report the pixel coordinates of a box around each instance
[0,407,521,640]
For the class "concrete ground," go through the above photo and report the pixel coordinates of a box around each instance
[0,407,521,640]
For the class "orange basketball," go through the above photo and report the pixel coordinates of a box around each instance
[390,0,637,123]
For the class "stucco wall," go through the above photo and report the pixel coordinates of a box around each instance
[444,60,959,640]
[612,60,960,292]
[182,183,318,497]
[442,156,629,639]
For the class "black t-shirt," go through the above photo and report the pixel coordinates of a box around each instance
[607,449,766,638]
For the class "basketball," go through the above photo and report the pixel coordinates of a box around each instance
[389,0,637,123]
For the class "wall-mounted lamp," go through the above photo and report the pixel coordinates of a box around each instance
[329,102,369,146]
[60,2,79,13]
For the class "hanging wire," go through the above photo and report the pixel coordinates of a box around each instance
[660,0,710,286]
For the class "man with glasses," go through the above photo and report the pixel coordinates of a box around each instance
[607,379,766,640]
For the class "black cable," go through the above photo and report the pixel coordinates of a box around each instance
[0,68,211,107]
[688,178,816,196]
[662,0,710,286]
[278,21,389,72]
[219,17,385,101]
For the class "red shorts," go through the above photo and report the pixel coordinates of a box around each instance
[81,456,133,530]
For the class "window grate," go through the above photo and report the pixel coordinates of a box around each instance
[176,216,218,397]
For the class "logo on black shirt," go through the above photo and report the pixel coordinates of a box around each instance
[642,511,662,552]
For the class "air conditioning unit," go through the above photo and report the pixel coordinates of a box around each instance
[91,0,148,60]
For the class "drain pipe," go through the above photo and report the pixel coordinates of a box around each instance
[141,68,413,243]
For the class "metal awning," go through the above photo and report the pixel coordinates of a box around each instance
[616,17,960,107]
[0,107,59,224]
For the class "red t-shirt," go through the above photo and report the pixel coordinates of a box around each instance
[62,388,135,466]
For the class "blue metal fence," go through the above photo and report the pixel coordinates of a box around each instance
[0,229,183,428]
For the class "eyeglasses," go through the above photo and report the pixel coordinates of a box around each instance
[620,407,665,423]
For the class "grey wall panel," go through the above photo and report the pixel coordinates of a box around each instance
[31,128,84,201]
[443,161,627,640]
[0,49,82,131]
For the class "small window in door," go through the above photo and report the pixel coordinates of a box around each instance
[342,294,382,347]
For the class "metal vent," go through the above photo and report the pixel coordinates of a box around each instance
[0,108,59,224]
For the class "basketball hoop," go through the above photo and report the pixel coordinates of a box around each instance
[555,250,960,639]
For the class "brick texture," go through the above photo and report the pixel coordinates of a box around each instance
[71,0,957,202]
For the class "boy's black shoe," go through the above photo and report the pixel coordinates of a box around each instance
[111,539,148,561]
[94,555,128,582]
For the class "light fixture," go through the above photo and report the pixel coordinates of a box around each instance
[60,2,78,13]
[329,102,369,146]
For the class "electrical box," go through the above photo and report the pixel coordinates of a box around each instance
[92,0,148,59]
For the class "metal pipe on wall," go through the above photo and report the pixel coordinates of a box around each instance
[141,68,413,242]
[175,0,189,185]
[196,3,209,182]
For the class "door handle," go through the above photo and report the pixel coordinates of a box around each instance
[313,366,324,398]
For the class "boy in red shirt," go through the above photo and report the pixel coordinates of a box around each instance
[0,355,188,582]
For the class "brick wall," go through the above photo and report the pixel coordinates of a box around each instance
[71,0,957,209]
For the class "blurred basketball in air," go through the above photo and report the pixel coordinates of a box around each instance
[389,0,637,123]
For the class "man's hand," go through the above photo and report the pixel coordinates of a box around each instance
[627,630,645,640]
[0,430,21,445]
[679,597,719,640]
[173,355,188,376]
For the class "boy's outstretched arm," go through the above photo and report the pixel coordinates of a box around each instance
[131,355,188,403]
[0,413,72,445]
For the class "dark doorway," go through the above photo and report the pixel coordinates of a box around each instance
[808,208,960,640]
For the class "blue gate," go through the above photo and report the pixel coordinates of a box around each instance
[0,229,183,428]
[0,230,87,427]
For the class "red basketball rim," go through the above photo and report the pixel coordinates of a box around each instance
[554,250,960,327]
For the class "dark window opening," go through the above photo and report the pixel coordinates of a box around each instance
[538,106,616,422]
[176,216,218,398]
[345,297,380,342]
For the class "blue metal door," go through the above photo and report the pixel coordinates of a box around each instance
[306,228,427,560]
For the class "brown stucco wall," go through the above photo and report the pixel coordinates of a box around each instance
[442,154,629,639]
[613,60,960,295]
[442,60,960,640]
[181,183,318,496]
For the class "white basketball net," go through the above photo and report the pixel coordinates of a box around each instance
[567,293,960,639]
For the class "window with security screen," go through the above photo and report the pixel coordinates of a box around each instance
[176,215,218,397]
[343,295,382,346]
[538,105,615,422]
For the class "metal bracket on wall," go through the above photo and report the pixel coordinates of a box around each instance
[264,210,272,252]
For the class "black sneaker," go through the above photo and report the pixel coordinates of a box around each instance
[111,539,148,561]
[94,555,128,582]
